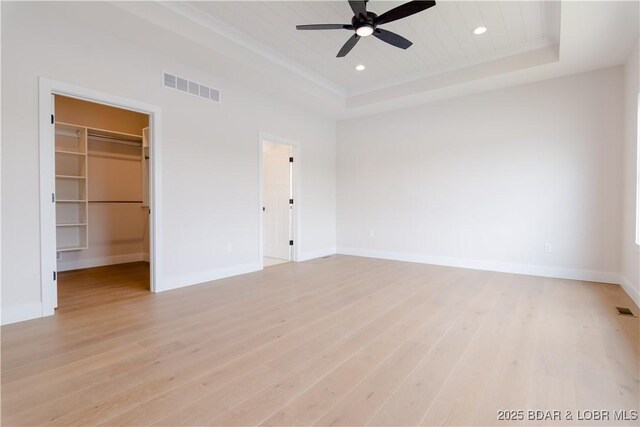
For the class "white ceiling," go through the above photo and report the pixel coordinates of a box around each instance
[108,1,638,118]
[190,1,561,95]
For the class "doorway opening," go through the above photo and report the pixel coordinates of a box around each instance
[39,77,163,318]
[53,95,151,309]
[260,135,299,267]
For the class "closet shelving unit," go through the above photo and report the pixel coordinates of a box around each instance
[55,123,88,251]
[54,122,143,252]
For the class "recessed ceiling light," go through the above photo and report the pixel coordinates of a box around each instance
[355,64,366,71]
[473,26,487,35]
[355,25,374,37]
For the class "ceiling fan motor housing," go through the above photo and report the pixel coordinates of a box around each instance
[352,11,378,32]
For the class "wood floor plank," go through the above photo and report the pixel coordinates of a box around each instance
[2,257,384,382]
[152,268,460,427]
[50,276,420,425]
[418,274,543,426]
[206,279,444,426]
[5,261,399,423]
[313,270,501,427]
[267,270,492,426]
[1,256,637,426]
[365,271,512,426]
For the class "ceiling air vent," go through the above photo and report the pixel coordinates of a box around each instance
[162,72,220,103]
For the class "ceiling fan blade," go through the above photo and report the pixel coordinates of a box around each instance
[337,34,360,57]
[348,0,367,18]
[296,24,354,30]
[375,0,436,25]
[373,28,413,49]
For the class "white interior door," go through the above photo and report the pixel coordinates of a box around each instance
[263,142,291,260]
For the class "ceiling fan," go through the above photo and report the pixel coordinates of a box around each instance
[296,0,436,58]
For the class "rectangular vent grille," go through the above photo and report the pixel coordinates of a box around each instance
[616,307,636,317]
[163,72,220,103]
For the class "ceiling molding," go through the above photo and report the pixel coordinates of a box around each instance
[348,44,559,108]
[346,37,559,97]
[158,1,346,97]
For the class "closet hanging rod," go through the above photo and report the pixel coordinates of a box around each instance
[89,200,142,204]
[87,134,142,147]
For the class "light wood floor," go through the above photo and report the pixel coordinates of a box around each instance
[1,256,638,426]
[264,257,290,267]
[57,262,150,313]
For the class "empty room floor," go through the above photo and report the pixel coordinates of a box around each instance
[1,255,638,426]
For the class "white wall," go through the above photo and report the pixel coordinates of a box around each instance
[622,41,640,306]
[337,67,624,284]
[1,2,336,323]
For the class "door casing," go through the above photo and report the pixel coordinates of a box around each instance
[258,133,300,268]
[38,77,164,317]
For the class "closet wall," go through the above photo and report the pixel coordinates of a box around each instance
[55,96,150,271]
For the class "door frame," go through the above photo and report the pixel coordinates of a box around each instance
[258,133,300,268]
[38,77,164,316]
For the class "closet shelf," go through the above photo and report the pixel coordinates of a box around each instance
[57,245,88,252]
[55,150,86,156]
[56,175,86,179]
[56,223,87,227]
[55,129,80,138]
[86,127,142,141]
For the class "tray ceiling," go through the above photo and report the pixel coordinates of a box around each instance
[189,1,560,95]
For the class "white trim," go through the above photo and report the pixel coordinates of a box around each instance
[39,78,164,316]
[619,274,640,309]
[258,133,301,269]
[2,302,44,326]
[0,2,3,328]
[298,247,337,262]
[635,91,640,246]
[38,82,57,317]
[346,40,559,98]
[57,253,149,272]
[337,247,622,285]
[163,263,262,292]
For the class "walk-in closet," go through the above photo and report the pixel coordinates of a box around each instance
[54,95,151,309]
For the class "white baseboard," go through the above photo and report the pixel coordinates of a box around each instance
[162,248,337,293]
[1,302,43,325]
[337,247,621,284]
[57,253,148,272]
[619,274,640,309]
[12,250,632,325]
[160,262,262,292]
[298,247,337,262]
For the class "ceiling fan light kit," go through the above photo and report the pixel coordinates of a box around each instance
[356,25,374,37]
[296,0,437,58]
